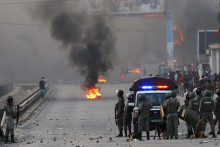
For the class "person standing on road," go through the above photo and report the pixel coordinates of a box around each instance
[200,90,217,138]
[123,93,135,137]
[4,96,16,143]
[137,94,153,140]
[115,89,125,137]
[39,77,46,98]
[187,92,199,138]
[164,90,180,139]
[214,89,220,134]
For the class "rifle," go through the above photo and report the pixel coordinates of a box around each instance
[16,105,20,127]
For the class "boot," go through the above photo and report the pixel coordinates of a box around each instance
[186,130,192,139]
[129,129,131,136]
[124,131,127,137]
[5,136,9,143]
[147,132,150,140]
[116,129,123,137]
[138,133,142,141]
[212,133,217,138]
[11,135,15,143]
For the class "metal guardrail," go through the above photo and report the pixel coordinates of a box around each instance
[0,82,50,139]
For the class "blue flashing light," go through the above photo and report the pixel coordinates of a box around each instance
[141,86,153,89]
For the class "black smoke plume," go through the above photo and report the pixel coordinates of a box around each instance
[51,12,115,89]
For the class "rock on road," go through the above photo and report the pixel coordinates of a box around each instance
[4,84,220,147]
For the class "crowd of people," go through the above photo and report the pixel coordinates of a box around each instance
[163,64,220,99]
[114,64,220,140]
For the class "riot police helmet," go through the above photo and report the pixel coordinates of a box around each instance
[165,93,171,99]
[189,92,196,99]
[185,92,190,101]
[196,87,202,95]
[126,93,134,100]
[116,89,124,97]
[203,90,211,97]
[7,95,13,103]
[170,90,177,98]
[216,89,220,96]
[139,94,146,102]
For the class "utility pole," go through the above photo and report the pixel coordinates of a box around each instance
[166,0,174,70]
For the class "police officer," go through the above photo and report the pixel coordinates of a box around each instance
[164,90,180,139]
[162,93,171,138]
[196,87,202,104]
[200,90,217,138]
[4,96,16,143]
[123,93,135,137]
[137,94,153,140]
[163,93,171,116]
[115,89,125,137]
[214,89,220,134]
[186,92,199,138]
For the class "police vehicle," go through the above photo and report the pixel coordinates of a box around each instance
[129,77,177,131]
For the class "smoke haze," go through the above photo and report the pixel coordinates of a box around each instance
[50,12,116,89]
[0,0,219,83]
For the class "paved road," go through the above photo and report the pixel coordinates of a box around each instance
[3,84,220,147]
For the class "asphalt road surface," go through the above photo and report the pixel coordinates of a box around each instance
[4,84,220,147]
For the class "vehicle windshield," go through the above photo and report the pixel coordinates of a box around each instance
[137,93,166,106]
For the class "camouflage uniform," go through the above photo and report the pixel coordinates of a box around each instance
[123,98,134,137]
[164,91,180,139]
[115,89,125,137]
[4,98,15,143]
[138,94,153,140]
[162,93,171,138]
[187,92,199,138]
[200,90,216,138]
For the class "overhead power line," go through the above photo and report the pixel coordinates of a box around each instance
[0,0,80,6]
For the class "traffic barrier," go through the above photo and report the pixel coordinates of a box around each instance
[0,82,50,138]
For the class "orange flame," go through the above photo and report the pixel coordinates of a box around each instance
[121,74,125,79]
[128,68,141,73]
[86,86,102,99]
[179,28,184,41]
[173,25,184,45]
[98,75,106,83]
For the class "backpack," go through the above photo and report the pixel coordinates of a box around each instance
[191,99,199,113]
[167,98,177,113]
